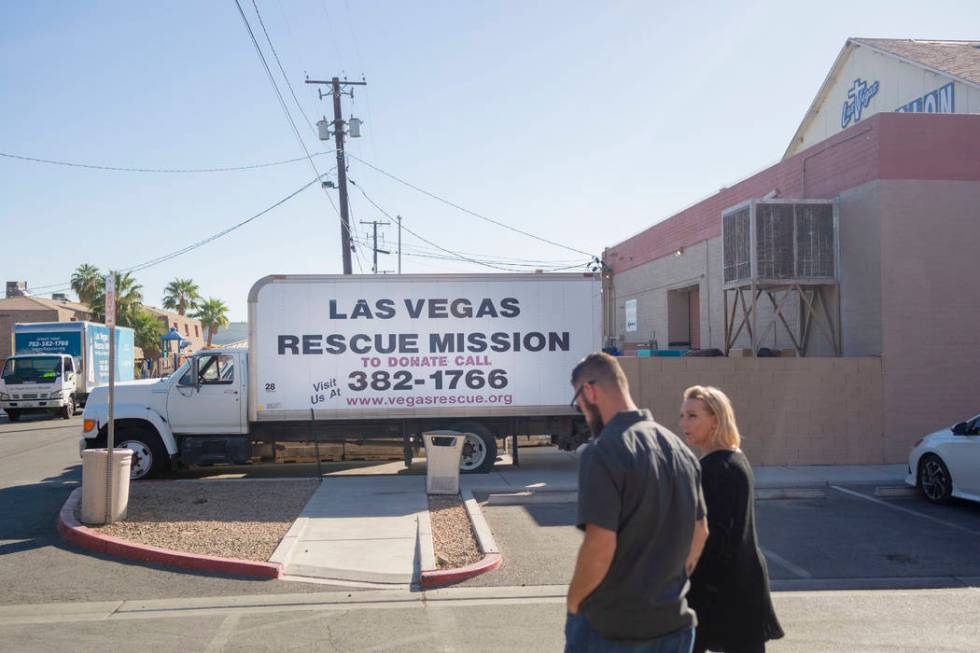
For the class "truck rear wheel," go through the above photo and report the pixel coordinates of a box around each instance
[449,422,497,474]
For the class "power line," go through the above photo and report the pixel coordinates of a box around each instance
[27,177,321,298]
[234,0,360,269]
[234,0,316,172]
[348,178,547,272]
[0,150,334,173]
[390,238,584,265]
[384,248,592,271]
[347,153,596,258]
[250,0,317,136]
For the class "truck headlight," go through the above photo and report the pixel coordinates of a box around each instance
[49,391,62,399]
[0,393,8,400]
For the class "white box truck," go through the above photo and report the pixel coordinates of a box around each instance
[80,273,600,479]
[1,321,135,421]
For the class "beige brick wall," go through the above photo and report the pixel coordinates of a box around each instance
[609,236,814,354]
[879,179,980,461]
[0,309,59,360]
[618,356,885,465]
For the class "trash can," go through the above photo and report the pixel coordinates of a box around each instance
[422,431,464,495]
[81,448,133,525]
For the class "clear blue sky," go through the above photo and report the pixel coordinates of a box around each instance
[2,1,977,320]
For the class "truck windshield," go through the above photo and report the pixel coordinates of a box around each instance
[1,357,62,384]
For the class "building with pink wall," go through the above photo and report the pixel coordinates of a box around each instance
[603,112,980,462]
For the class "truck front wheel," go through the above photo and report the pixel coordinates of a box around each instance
[450,422,497,474]
[4,410,21,422]
[94,427,169,480]
[60,398,75,420]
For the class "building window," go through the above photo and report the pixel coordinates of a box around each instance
[184,323,189,336]
[194,325,199,338]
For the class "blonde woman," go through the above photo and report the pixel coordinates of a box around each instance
[680,386,783,653]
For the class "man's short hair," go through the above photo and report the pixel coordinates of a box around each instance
[571,352,630,392]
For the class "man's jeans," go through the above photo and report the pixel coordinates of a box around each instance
[565,612,694,653]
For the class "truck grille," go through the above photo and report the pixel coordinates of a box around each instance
[21,394,38,399]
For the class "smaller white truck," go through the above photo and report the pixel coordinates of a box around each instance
[1,321,135,421]
[0,353,78,420]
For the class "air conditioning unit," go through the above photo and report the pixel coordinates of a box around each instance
[722,199,837,286]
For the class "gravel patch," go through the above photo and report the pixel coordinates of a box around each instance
[428,494,482,569]
[86,480,318,562]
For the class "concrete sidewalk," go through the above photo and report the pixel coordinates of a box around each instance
[268,448,908,585]
[478,448,907,491]
[270,475,431,585]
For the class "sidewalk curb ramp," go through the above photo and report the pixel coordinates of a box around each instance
[57,488,283,579]
[419,489,502,588]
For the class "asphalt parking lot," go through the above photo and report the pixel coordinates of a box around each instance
[460,486,980,590]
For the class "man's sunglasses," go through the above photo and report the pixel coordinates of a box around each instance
[570,380,596,413]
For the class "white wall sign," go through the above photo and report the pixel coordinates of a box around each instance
[625,298,638,333]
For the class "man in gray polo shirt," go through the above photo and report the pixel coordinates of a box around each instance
[566,353,709,652]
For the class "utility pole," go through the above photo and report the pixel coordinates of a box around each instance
[306,76,367,275]
[360,220,390,274]
[397,215,402,274]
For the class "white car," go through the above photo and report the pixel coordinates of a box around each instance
[905,413,980,504]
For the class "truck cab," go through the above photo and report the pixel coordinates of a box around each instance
[81,349,249,479]
[0,353,78,420]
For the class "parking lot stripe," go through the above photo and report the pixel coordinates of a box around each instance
[830,485,980,537]
[760,547,813,578]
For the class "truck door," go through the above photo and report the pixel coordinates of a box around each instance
[167,353,244,434]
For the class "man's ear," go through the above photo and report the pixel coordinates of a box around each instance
[584,381,599,405]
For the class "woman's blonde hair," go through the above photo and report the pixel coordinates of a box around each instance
[683,385,741,449]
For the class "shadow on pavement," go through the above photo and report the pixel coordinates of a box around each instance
[0,463,80,555]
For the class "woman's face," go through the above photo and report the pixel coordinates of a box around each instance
[680,398,718,450]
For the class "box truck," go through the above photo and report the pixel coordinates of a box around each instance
[1,321,135,421]
[80,273,599,479]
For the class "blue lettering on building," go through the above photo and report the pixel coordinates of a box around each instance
[895,82,955,114]
[841,78,880,129]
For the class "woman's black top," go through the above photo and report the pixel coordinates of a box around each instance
[688,449,784,649]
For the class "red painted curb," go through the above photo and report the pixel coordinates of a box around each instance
[419,553,502,588]
[57,488,282,579]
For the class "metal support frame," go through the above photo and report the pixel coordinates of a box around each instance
[723,283,839,356]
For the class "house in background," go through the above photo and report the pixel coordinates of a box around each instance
[144,306,206,352]
[0,292,94,366]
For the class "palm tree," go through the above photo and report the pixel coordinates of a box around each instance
[193,298,230,347]
[162,278,201,316]
[130,307,165,359]
[70,264,102,306]
[90,271,144,326]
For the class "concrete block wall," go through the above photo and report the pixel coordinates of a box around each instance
[0,309,59,360]
[618,356,884,465]
[878,179,980,462]
[610,237,808,354]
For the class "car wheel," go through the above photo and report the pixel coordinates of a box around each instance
[919,454,953,504]
[449,421,497,474]
[61,398,74,420]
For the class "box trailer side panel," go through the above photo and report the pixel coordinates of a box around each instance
[248,273,601,422]
[13,321,135,394]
